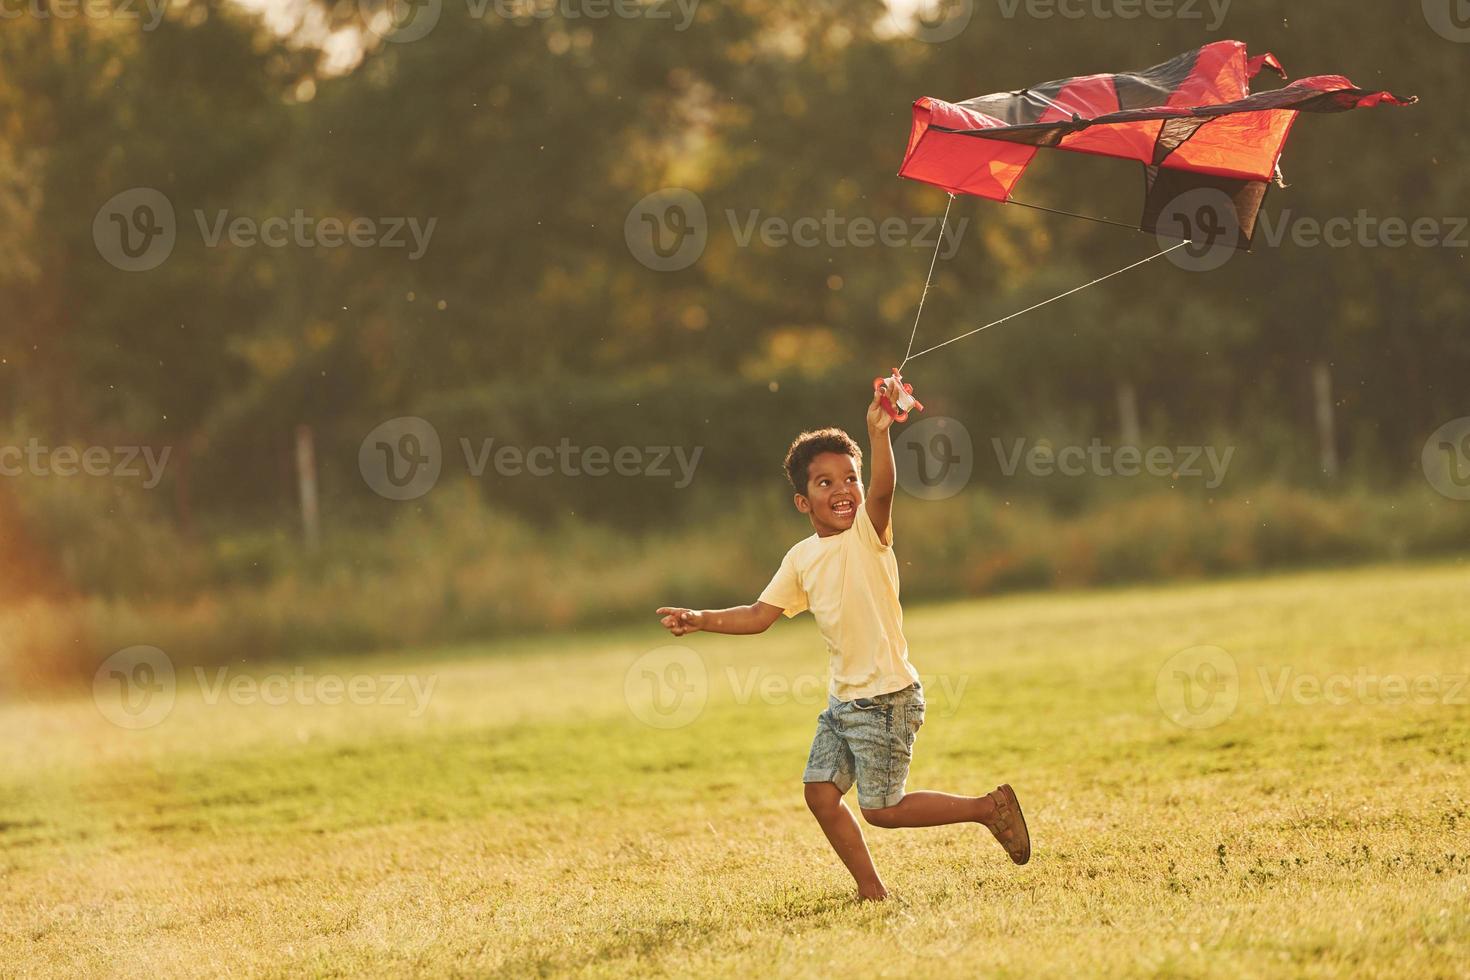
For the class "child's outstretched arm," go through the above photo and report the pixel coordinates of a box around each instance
[656,602,783,637]
[865,377,900,540]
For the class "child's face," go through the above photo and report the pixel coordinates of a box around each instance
[796,451,864,536]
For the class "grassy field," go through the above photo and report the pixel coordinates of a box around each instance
[3,561,1469,977]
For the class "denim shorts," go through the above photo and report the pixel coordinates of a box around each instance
[802,682,925,809]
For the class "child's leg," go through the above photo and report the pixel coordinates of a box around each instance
[859,790,997,829]
[863,785,1033,866]
[805,702,888,899]
[804,781,887,901]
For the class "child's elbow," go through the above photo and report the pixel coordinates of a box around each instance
[756,607,781,633]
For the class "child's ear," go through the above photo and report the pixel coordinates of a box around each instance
[793,493,811,514]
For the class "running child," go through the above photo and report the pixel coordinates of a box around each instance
[656,377,1029,901]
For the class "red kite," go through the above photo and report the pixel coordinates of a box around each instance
[898,40,1416,249]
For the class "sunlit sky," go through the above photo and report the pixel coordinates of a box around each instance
[231,0,368,75]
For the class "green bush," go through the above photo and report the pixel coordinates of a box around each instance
[4,470,1470,686]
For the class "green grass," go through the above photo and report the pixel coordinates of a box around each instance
[3,561,1469,977]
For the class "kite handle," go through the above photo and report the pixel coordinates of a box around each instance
[874,369,924,423]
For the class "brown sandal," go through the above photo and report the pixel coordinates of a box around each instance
[985,783,1031,865]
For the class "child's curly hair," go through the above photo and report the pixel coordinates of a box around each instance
[783,428,863,495]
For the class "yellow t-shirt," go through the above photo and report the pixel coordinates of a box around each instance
[758,502,919,701]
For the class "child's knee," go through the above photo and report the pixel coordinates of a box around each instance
[804,781,842,816]
[860,805,899,828]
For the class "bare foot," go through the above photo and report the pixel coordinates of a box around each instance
[857,883,889,902]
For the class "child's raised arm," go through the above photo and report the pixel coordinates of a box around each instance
[656,602,783,637]
[864,377,900,540]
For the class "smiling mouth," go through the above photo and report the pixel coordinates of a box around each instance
[831,499,855,519]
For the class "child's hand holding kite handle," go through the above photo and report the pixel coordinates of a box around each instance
[871,370,922,424]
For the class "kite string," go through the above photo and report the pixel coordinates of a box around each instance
[1004,197,1144,235]
[902,240,1192,365]
[901,192,956,367]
